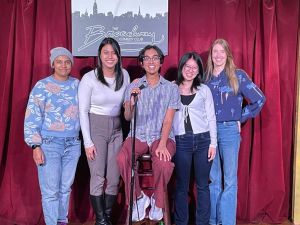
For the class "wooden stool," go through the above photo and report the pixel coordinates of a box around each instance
[134,153,171,225]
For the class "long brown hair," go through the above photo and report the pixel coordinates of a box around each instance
[206,39,239,94]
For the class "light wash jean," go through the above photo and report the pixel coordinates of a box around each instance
[209,121,241,225]
[37,136,81,225]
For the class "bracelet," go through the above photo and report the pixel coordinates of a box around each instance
[31,145,40,150]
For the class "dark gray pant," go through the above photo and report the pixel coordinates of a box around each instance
[88,114,122,196]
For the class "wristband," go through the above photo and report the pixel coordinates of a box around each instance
[31,145,40,150]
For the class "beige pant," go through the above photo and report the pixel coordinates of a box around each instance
[88,113,123,196]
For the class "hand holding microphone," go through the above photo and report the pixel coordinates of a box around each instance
[131,84,146,97]
[124,84,146,121]
[130,84,146,105]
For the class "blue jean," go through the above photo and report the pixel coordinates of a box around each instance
[174,131,212,225]
[209,121,241,225]
[38,136,81,225]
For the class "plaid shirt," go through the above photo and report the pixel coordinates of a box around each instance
[125,75,180,145]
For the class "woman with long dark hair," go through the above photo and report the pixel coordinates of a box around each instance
[173,52,217,225]
[78,37,130,225]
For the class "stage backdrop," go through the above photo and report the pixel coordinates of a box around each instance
[71,0,168,56]
[0,0,299,224]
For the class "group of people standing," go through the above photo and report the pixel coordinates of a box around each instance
[24,37,265,225]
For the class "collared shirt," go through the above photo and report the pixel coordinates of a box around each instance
[124,75,180,145]
[206,69,266,123]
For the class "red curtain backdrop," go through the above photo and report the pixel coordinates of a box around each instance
[0,0,299,224]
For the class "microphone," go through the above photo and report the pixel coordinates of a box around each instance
[131,84,146,97]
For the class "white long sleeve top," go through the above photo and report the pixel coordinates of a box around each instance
[78,68,130,148]
[173,84,217,148]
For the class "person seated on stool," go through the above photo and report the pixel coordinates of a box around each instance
[117,45,180,222]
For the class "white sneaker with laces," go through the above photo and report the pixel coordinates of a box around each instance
[149,194,163,221]
[132,191,150,222]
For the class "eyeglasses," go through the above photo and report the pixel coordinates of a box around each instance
[143,55,160,62]
[184,64,198,72]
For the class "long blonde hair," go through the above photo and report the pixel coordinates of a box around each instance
[206,39,239,94]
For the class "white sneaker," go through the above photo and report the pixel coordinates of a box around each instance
[132,191,150,221]
[149,194,163,221]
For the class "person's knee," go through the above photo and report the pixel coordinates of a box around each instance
[223,173,238,188]
[106,183,119,195]
[224,179,238,189]
[42,189,59,200]
[154,160,174,176]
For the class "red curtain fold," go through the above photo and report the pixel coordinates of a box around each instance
[0,0,299,224]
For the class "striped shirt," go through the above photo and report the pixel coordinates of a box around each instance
[125,75,180,145]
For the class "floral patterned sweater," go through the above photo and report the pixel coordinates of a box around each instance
[24,75,80,147]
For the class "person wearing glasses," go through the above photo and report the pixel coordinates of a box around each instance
[24,47,81,225]
[206,39,266,225]
[78,37,130,225]
[172,52,217,225]
[117,45,180,222]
